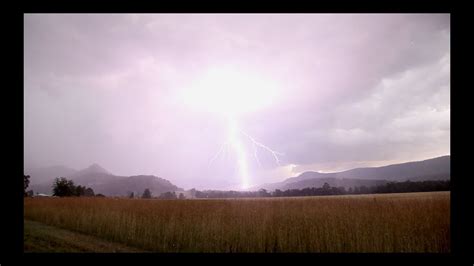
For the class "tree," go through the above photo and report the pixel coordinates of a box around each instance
[189,188,196,198]
[52,177,76,197]
[322,182,331,191]
[26,190,34,197]
[354,187,361,194]
[178,193,186,199]
[159,191,177,199]
[142,188,152,199]
[258,189,270,197]
[274,189,282,197]
[195,190,205,198]
[129,192,135,198]
[75,185,86,196]
[84,187,95,197]
[24,175,30,197]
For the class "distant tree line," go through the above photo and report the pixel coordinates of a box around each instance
[129,189,186,200]
[194,188,274,199]
[192,180,450,199]
[362,180,450,194]
[24,173,449,200]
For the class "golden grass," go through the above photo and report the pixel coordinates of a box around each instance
[24,191,450,252]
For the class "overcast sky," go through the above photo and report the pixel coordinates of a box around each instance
[24,14,450,190]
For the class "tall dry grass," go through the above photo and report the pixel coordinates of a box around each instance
[24,192,450,252]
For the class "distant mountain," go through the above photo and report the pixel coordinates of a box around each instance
[26,165,77,185]
[71,163,111,178]
[72,168,117,188]
[256,155,450,191]
[26,163,180,196]
[330,155,450,181]
[89,175,181,197]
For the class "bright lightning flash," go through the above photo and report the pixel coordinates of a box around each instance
[182,67,283,190]
[209,116,283,190]
[228,118,250,189]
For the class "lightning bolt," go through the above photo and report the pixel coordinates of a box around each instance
[239,129,284,166]
[220,117,247,189]
[252,142,262,167]
[208,116,283,190]
[208,141,228,166]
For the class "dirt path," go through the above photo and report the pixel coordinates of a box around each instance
[24,220,147,253]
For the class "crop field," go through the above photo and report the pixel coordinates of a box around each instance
[24,191,450,253]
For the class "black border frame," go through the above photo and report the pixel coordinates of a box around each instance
[3,1,470,265]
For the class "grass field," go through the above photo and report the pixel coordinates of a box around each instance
[24,191,450,253]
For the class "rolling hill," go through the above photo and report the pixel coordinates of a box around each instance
[255,155,450,191]
[26,165,77,185]
[26,164,180,196]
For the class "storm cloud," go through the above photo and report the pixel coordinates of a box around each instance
[24,14,450,189]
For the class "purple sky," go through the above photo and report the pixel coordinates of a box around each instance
[24,14,450,190]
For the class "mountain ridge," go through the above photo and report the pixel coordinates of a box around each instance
[26,155,450,195]
[26,163,180,196]
[254,155,450,191]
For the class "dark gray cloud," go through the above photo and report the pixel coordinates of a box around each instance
[24,14,450,189]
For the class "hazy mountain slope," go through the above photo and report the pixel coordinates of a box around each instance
[26,165,77,185]
[71,163,111,178]
[26,164,180,196]
[333,155,450,180]
[89,175,181,197]
[28,182,55,195]
[257,155,450,191]
[26,165,78,194]
[72,173,119,187]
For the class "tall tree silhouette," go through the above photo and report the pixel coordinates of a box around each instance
[52,177,76,197]
[142,188,152,199]
[24,175,30,197]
